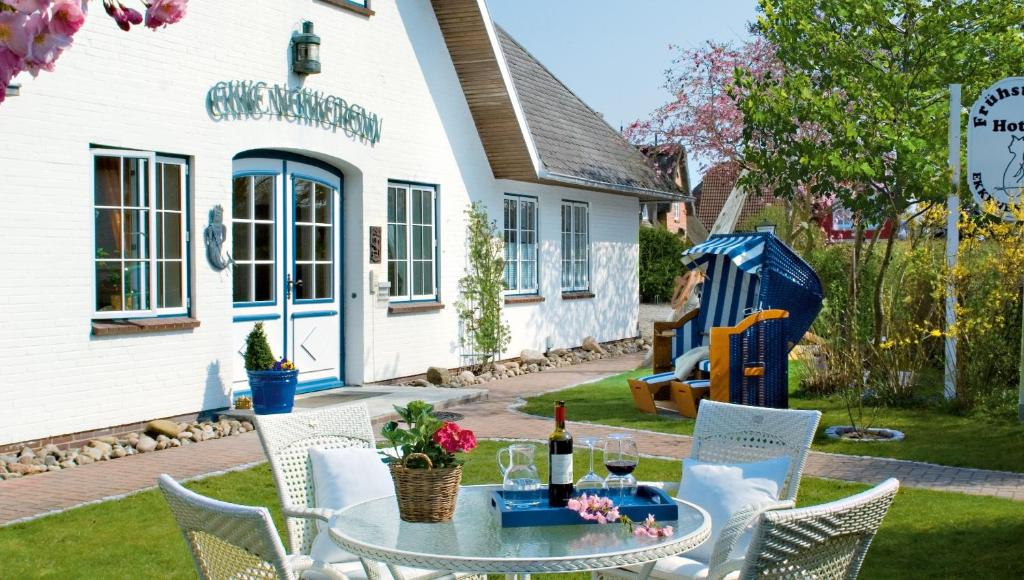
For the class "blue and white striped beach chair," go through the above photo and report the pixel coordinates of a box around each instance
[644,233,823,409]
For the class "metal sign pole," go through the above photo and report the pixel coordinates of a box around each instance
[944,84,961,401]
[1020,279,1024,421]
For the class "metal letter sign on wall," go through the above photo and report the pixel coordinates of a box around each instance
[968,77,1024,221]
[206,80,383,144]
[369,226,382,264]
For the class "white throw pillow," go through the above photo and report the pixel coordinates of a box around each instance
[676,456,790,563]
[308,447,394,563]
[674,346,711,380]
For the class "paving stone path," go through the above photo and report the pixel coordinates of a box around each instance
[2,352,1022,526]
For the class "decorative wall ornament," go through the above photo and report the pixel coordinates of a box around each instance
[369,226,382,264]
[205,205,234,271]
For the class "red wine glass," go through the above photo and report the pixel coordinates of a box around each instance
[602,433,639,498]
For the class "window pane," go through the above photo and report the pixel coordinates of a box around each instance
[388,224,406,260]
[95,209,122,259]
[423,263,434,296]
[123,158,147,207]
[524,261,536,290]
[395,188,406,223]
[253,176,273,220]
[315,226,331,261]
[505,261,517,291]
[295,225,313,261]
[124,210,148,260]
[315,263,332,299]
[387,187,398,222]
[254,223,273,261]
[161,261,183,308]
[418,191,433,225]
[233,264,252,302]
[233,222,252,261]
[315,184,331,224]
[163,213,182,260]
[232,177,251,220]
[123,261,149,310]
[96,262,122,311]
[294,179,312,223]
[388,260,407,297]
[412,226,428,260]
[413,261,427,296]
[162,163,182,211]
[295,263,312,300]
[562,260,571,289]
[95,156,121,206]
[412,189,422,226]
[254,264,273,302]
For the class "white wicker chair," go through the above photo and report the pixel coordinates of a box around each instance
[158,473,361,580]
[689,400,821,503]
[254,404,473,580]
[710,478,900,579]
[598,401,821,580]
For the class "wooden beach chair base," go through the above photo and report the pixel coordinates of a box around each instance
[670,380,710,418]
[628,372,677,414]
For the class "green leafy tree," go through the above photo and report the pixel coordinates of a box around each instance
[737,0,1024,345]
[456,202,511,367]
[243,322,276,371]
[639,226,689,302]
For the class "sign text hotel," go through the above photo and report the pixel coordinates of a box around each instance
[206,80,383,144]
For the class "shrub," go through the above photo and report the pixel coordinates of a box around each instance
[243,322,276,371]
[639,225,689,302]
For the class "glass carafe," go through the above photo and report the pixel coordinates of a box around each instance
[497,443,542,508]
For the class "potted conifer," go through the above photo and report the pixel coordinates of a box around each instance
[244,322,299,414]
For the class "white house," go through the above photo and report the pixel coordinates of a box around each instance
[0,0,681,448]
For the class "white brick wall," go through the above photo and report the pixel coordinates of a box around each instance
[0,0,640,445]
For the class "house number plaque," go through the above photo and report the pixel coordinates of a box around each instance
[369,226,382,264]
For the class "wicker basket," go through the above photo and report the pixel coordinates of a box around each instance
[390,452,462,522]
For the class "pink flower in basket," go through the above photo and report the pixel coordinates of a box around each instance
[432,421,477,454]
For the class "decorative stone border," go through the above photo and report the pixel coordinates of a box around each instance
[0,417,255,482]
[824,426,905,442]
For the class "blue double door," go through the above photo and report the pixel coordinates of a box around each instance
[231,155,343,394]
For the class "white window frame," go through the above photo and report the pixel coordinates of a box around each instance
[231,173,277,305]
[503,194,539,295]
[561,200,590,292]
[387,182,437,302]
[92,148,189,320]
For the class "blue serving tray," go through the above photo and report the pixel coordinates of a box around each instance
[489,485,678,528]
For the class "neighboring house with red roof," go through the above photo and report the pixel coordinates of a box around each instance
[638,144,691,235]
[692,161,777,231]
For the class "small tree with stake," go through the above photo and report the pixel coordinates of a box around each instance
[456,202,510,369]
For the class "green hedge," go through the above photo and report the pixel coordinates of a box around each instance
[639,226,689,302]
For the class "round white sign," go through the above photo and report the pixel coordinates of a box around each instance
[968,77,1024,221]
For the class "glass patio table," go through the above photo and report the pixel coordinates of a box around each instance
[329,485,710,578]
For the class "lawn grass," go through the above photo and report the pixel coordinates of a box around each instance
[521,366,1024,473]
[1,440,1022,579]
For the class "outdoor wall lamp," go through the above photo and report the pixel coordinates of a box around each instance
[292,21,321,75]
[756,221,777,235]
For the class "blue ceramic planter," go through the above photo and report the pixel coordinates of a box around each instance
[247,369,299,415]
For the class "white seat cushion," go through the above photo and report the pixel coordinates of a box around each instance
[301,558,456,580]
[676,457,790,562]
[674,346,711,380]
[624,555,739,580]
[308,447,394,564]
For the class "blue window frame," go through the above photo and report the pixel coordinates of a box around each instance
[503,194,538,294]
[387,181,437,301]
[560,200,589,292]
[232,173,277,305]
[93,149,191,319]
[292,175,336,303]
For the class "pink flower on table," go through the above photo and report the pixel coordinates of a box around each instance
[49,0,85,36]
[0,10,31,57]
[566,498,582,511]
[144,0,186,30]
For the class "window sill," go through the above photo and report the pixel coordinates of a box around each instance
[388,301,445,315]
[320,0,374,17]
[92,316,201,337]
[504,295,545,305]
[561,291,595,301]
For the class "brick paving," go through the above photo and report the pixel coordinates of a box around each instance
[3,352,1023,526]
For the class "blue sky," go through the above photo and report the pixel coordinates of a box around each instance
[487,0,758,185]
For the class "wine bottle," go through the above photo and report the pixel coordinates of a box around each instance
[548,400,574,507]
